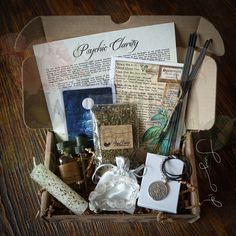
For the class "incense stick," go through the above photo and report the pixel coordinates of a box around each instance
[157,34,212,155]
[181,33,197,86]
[171,37,212,153]
[158,33,197,155]
[181,39,212,98]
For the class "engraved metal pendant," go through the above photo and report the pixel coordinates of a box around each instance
[148,181,169,201]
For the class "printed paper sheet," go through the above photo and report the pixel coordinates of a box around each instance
[110,57,183,144]
[33,23,177,140]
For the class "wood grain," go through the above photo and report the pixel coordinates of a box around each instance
[0,0,236,235]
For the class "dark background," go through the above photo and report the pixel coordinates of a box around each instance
[0,0,236,235]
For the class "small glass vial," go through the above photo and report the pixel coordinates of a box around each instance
[56,141,83,184]
[75,136,89,191]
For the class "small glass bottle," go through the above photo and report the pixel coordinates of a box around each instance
[75,136,89,191]
[56,141,83,184]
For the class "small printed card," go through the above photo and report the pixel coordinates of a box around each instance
[63,85,115,141]
[137,153,184,214]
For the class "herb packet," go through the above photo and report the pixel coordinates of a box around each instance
[91,104,139,164]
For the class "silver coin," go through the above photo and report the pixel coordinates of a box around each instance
[148,181,168,201]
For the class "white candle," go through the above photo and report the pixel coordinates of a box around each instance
[30,164,88,215]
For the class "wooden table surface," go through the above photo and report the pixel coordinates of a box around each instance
[0,0,236,235]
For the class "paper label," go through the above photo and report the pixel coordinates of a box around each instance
[100,125,133,150]
[158,66,183,82]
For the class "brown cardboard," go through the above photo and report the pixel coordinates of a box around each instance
[15,15,224,223]
[15,16,224,55]
[40,131,200,223]
[16,15,224,131]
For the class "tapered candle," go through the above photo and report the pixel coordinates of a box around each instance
[30,163,88,215]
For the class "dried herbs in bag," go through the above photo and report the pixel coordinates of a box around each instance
[91,104,139,164]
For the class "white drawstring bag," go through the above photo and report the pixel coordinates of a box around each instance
[89,156,143,214]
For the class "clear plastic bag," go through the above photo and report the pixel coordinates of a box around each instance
[91,104,139,165]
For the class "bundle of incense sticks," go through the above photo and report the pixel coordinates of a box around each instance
[157,33,212,155]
